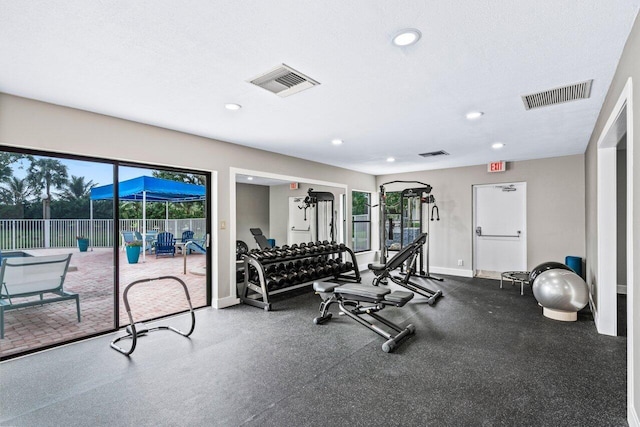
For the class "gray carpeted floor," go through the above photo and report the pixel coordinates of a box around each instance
[0,273,627,426]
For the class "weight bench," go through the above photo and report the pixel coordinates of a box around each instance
[368,233,443,305]
[313,281,415,353]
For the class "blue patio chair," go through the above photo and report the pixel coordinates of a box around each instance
[155,232,176,258]
[181,230,195,254]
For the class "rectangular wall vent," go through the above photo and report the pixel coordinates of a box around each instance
[419,150,450,157]
[521,80,593,110]
[248,64,320,98]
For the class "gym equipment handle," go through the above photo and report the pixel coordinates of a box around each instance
[475,227,521,238]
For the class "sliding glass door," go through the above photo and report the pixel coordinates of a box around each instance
[0,148,210,360]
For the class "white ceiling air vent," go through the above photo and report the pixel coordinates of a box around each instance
[419,150,450,157]
[248,64,320,98]
[521,80,593,110]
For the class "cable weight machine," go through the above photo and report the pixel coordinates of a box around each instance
[379,181,443,282]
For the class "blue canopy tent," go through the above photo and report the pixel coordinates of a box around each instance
[90,176,205,260]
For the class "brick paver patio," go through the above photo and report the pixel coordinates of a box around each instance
[0,247,206,359]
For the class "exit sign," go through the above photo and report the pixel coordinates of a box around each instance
[488,161,506,173]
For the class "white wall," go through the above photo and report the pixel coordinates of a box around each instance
[377,155,586,276]
[585,12,639,425]
[0,94,377,308]
[236,183,270,250]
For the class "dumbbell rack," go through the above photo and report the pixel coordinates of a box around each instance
[240,243,361,311]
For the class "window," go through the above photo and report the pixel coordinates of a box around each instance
[352,191,371,252]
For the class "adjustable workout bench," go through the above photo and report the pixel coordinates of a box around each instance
[368,233,443,305]
[313,281,415,353]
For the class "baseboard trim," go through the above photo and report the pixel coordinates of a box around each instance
[212,295,240,309]
[429,266,474,278]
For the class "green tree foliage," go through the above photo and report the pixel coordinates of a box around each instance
[352,191,369,216]
[385,191,401,214]
[0,152,32,183]
[0,177,33,204]
[26,158,69,200]
[152,170,205,186]
[60,175,96,201]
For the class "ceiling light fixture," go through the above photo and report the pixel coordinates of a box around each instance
[392,29,421,47]
[492,142,505,149]
[386,157,395,162]
[247,176,254,181]
[465,111,484,120]
[225,103,242,111]
[331,139,344,146]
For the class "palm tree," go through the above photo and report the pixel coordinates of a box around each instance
[1,177,33,204]
[60,175,96,201]
[26,158,68,219]
[0,152,29,183]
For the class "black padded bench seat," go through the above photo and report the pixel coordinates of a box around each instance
[312,281,416,352]
[367,263,385,271]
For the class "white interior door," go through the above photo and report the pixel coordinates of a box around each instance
[288,196,313,245]
[473,182,527,278]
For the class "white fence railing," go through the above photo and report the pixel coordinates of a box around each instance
[0,218,207,250]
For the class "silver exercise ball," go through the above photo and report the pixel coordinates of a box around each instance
[532,269,589,312]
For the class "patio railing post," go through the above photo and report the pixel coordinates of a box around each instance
[44,219,51,248]
[12,220,16,250]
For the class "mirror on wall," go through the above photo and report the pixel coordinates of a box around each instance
[235,174,346,253]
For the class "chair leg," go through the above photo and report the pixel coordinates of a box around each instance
[75,295,81,322]
[0,306,4,339]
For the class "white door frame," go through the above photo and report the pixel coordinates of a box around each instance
[595,77,634,425]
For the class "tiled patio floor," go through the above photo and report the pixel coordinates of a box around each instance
[0,247,207,359]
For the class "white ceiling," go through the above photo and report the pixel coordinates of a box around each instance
[1,1,638,175]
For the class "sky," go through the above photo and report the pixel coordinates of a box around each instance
[11,156,156,190]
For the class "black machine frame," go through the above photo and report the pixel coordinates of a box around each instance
[369,233,443,305]
[379,181,443,282]
[313,282,415,353]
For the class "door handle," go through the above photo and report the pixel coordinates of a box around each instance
[205,233,211,248]
[476,228,521,238]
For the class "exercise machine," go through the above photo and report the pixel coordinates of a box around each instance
[299,189,336,242]
[110,276,196,356]
[368,233,443,304]
[313,281,415,353]
[400,187,443,282]
[379,181,443,282]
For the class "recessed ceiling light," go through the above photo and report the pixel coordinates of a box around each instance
[466,111,484,120]
[331,139,343,146]
[225,103,242,111]
[492,142,505,149]
[392,29,421,47]
[247,176,254,181]
[386,157,395,162]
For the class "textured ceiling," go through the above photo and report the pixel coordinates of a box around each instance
[1,1,638,175]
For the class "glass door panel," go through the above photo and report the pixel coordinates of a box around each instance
[0,151,115,359]
[117,166,208,326]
